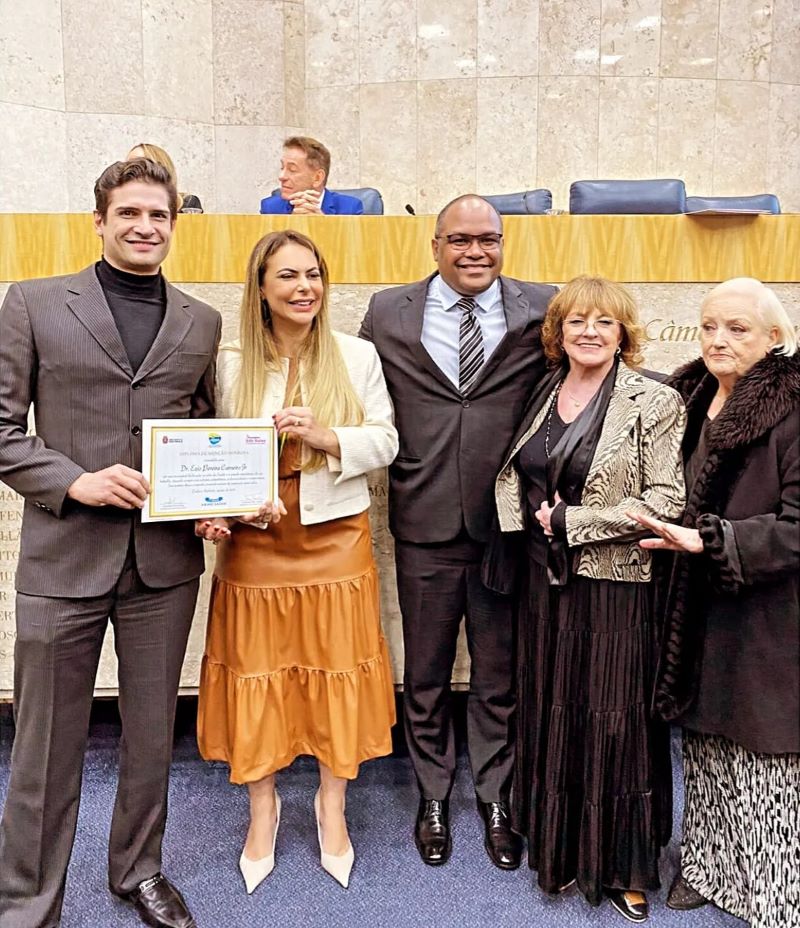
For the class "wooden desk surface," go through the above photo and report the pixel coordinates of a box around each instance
[1,213,798,284]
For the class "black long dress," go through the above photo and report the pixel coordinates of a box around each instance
[511,408,672,905]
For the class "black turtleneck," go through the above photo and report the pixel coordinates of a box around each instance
[96,258,166,373]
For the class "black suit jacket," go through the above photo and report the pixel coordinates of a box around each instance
[360,273,556,544]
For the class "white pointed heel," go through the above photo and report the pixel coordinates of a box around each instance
[239,793,282,894]
[314,790,354,888]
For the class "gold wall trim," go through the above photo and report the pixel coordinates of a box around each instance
[1,213,798,284]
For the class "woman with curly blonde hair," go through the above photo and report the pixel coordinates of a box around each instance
[489,276,686,922]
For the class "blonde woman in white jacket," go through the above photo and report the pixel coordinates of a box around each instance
[196,231,398,892]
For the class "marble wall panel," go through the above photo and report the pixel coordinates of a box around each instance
[0,103,68,211]
[538,0,601,77]
[598,77,658,178]
[213,0,284,126]
[359,82,418,214]
[600,0,661,76]
[358,0,417,84]
[65,114,216,213]
[477,0,538,78]
[214,125,286,214]
[771,0,800,85]
[476,77,538,195]
[718,0,772,82]
[537,77,599,210]
[62,0,143,115]
[417,1,477,81]
[0,0,64,109]
[768,83,800,212]
[283,0,306,126]
[416,79,478,214]
[659,0,718,79]
[714,81,770,194]
[142,0,214,123]
[305,85,361,188]
[305,0,359,88]
[657,78,716,193]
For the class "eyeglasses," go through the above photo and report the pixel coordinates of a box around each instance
[564,316,620,333]
[436,233,503,251]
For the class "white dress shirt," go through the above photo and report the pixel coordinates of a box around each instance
[420,274,506,387]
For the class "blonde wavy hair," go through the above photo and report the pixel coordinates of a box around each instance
[233,230,364,472]
[542,275,645,367]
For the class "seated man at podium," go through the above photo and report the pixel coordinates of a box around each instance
[259,136,364,216]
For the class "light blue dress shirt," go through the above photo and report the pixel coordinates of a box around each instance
[421,275,506,388]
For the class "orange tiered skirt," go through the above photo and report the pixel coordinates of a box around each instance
[197,465,395,784]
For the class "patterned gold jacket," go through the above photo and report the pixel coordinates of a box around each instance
[494,364,687,582]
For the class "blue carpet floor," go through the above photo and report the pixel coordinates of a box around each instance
[0,703,743,928]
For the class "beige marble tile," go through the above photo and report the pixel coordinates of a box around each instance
[305,0,359,88]
[213,1,283,125]
[284,0,306,126]
[416,79,478,214]
[358,0,416,84]
[656,78,716,193]
[768,83,800,212]
[476,77,538,195]
[0,0,64,108]
[771,0,800,84]
[360,82,417,214]
[477,0,538,77]
[305,85,361,188]
[718,0,772,81]
[539,0,601,77]
[65,113,216,212]
[215,125,286,213]
[659,0,718,79]
[537,77,599,210]
[600,0,660,76]
[713,81,770,195]
[62,0,143,114]
[417,1,477,81]
[598,77,658,177]
[142,0,214,122]
[0,103,68,211]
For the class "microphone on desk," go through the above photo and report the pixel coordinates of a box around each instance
[404,204,416,216]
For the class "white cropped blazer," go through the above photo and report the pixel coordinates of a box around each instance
[216,332,398,525]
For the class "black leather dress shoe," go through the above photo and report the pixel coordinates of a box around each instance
[477,800,522,870]
[606,888,649,923]
[115,874,196,928]
[414,798,451,866]
[666,872,709,910]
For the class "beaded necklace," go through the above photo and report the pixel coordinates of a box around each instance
[544,381,564,458]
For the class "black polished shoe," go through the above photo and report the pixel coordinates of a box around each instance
[606,889,649,923]
[414,798,451,866]
[477,800,522,870]
[115,874,196,928]
[666,872,709,911]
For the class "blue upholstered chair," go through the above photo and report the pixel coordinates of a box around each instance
[334,187,384,215]
[569,179,687,214]
[685,194,781,214]
[269,187,385,215]
[481,189,553,215]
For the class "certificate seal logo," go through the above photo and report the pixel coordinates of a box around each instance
[208,433,222,446]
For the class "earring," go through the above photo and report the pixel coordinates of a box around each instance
[615,346,621,357]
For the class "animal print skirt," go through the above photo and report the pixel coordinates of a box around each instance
[681,730,800,928]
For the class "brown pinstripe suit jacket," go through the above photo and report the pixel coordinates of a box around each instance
[0,265,221,597]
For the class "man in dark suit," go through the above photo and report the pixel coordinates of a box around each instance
[258,135,364,215]
[0,159,221,928]
[360,195,556,869]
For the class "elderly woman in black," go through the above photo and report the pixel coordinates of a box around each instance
[631,278,799,928]
[490,276,686,922]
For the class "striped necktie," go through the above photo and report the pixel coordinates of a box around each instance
[457,296,484,393]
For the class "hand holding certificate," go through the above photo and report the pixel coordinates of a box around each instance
[141,419,279,523]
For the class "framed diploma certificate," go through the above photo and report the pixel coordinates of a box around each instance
[141,419,279,523]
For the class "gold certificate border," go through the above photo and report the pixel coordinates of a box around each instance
[147,423,277,520]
